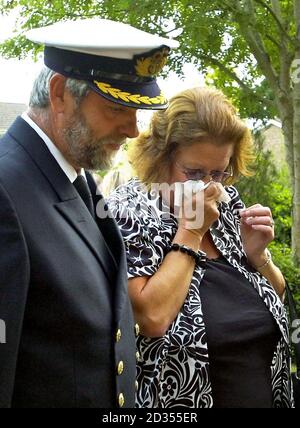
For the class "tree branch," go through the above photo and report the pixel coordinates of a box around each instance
[232,0,279,93]
[265,34,281,49]
[253,0,294,44]
[217,0,237,13]
[271,0,294,100]
[199,53,274,108]
[201,55,250,89]
[294,0,300,40]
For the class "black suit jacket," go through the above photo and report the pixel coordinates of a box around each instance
[0,117,136,408]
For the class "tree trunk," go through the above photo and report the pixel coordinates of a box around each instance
[278,104,294,179]
[292,0,300,266]
[292,78,300,266]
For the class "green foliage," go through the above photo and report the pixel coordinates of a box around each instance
[236,133,292,246]
[269,242,300,310]
[271,240,300,366]
[0,0,296,121]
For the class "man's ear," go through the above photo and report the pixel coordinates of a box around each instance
[49,73,68,114]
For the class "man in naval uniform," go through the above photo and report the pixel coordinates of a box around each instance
[0,18,178,408]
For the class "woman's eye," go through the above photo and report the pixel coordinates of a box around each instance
[185,169,204,180]
[188,170,199,177]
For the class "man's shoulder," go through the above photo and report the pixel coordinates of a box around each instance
[0,130,31,174]
[0,127,44,199]
[0,115,40,157]
[0,129,20,156]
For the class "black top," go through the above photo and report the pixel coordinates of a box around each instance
[200,256,281,408]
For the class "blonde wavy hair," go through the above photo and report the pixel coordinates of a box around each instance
[128,87,254,186]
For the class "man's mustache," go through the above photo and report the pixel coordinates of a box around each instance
[101,138,127,146]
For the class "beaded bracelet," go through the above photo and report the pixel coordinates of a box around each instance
[169,243,206,267]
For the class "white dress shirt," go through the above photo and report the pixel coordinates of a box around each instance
[21,112,86,182]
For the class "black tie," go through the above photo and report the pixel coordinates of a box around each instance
[73,175,95,218]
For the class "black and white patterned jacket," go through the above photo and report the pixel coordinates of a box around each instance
[108,178,293,408]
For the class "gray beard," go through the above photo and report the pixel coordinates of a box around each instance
[62,111,125,171]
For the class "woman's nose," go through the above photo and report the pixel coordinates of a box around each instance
[203,175,213,184]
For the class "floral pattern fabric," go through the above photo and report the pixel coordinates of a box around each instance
[108,178,293,408]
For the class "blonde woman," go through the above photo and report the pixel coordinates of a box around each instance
[108,88,293,408]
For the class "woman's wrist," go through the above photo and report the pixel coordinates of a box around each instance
[249,250,286,299]
[168,243,206,267]
[249,249,272,271]
[175,226,203,251]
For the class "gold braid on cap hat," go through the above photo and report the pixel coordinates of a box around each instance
[93,81,166,105]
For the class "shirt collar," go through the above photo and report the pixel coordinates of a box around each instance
[21,112,86,183]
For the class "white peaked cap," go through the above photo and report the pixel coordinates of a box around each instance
[26,18,179,59]
[26,18,179,110]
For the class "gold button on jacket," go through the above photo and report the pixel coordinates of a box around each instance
[116,328,122,343]
[118,393,125,407]
[117,361,124,375]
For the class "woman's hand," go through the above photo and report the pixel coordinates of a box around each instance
[240,204,275,268]
[178,182,221,239]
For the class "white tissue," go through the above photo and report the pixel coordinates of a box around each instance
[174,180,230,206]
[173,180,206,207]
[214,182,231,203]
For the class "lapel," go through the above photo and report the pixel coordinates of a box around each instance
[86,171,118,268]
[8,117,116,285]
[86,172,129,321]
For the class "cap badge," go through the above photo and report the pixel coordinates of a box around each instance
[134,47,170,77]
